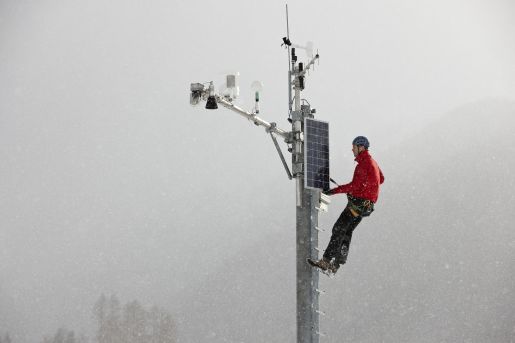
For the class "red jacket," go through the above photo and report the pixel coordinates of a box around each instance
[331,150,384,203]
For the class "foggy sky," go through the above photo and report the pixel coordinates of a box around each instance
[1,0,514,342]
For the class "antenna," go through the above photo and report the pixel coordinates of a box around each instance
[283,4,293,116]
[286,4,290,38]
[188,7,327,343]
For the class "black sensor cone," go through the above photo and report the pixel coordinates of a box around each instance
[205,96,218,110]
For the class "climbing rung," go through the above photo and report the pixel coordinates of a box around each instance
[315,288,326,295]
[315,205,328,212]
[316,331,327,337]
[315,226,325,232]
[316,310,326,316]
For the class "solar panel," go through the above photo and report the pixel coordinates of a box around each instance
[304,118,329,191]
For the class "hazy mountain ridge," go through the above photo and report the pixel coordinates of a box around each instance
[176,99,515,342]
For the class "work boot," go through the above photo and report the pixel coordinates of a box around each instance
[308,257,332,271]
[328,261,341,274]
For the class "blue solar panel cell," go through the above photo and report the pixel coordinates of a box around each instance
[304,118,329,191]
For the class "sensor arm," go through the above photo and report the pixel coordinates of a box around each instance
[216,95,290,139]
[298,54,319,77]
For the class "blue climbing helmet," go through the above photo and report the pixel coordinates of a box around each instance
[352,136,370,149]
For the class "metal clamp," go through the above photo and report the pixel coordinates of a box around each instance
[266,122,277,133]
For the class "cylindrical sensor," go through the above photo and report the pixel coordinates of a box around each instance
[226,74,236,88]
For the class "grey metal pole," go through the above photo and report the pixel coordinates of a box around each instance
[292,82,320,343]
[296,187,320,343]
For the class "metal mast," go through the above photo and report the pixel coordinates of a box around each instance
[289,50,322,343]
[285,6,322,339]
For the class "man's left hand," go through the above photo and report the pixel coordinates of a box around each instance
[323,189,335,196]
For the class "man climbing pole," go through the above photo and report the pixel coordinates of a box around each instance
[308,136,384,275]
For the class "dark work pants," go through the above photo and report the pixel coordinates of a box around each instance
[323,207,362,265]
